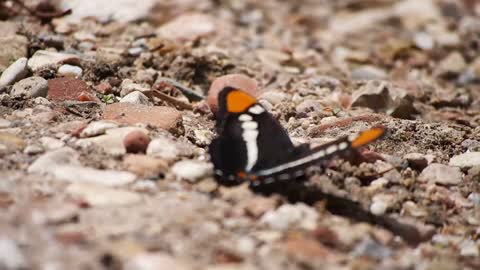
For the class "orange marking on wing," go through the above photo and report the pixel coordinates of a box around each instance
[226,90,257,113]
[237,171,247,179]
[351,127,385,148]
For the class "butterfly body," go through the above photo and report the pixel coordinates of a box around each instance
[209,87,385,187]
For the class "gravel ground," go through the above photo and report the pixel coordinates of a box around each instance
[0,0,480,269]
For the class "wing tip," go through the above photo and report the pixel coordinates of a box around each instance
[351,126,387,148]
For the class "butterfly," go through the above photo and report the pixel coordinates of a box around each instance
[208,87,385,188]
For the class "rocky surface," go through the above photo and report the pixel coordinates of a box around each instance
[1,0,480,269]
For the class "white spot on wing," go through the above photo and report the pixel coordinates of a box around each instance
[239,114,252,121]
[242,120,259,172]
[326,145,337,154]
[248,105,265,115]
[338,142,349,150]
[242,121,258,130]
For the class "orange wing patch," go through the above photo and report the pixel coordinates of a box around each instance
[351,126,385,148]
[226,90,257,113]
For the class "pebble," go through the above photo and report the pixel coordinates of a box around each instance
[449,152,480,169]
[146,137,181,160]
[156,13,215,42]
[370,199,388,215]
[23,145,44,155]
[171,160,213,182]
[352,237,392,259]
[124,252,192,270]
[79,121,119,138]
[76,127,149,156]
[123,130,151,154]
[351,65,387,80]
[208,74,258,113]
[0,236,27,269]
[28,147,80,174]
[61,0,157,23]
[256,49,290,70]
[244,197,278,218]
[418,163,463,185]
[259,91,288,105]
[94,81,112,94]
[459,240,479,257]
[0,119,11,129]
[120,91,152,105]
[0,57,28,87]
[27,50,81,72]
[57,64,83,78]
[468,193,480,207]
[66,183,142,207]
[413,32,434,50]
[123,154,168,179]
[0,132,26,153]
[0,35,28,72]
[41,165,137,187]
[404,152,428,170]
[103,103,182,133]
[120,79,150,97]
[402,201,427,217]
[435,52,467,77]
[11,76,49,98]
[260,203,318,231]
[39,136,65,150]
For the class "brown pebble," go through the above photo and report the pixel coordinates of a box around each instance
[207,74,258,112]
[94,81,112,94]
[124,130,151,154]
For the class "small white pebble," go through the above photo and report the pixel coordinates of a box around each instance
[58,64,83,78]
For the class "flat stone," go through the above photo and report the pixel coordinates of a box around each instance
[0,119,11,129]
[39,136,65,150]
[120,91,152,105]
[23,145,44,155]
[449,152,480,169]
[156,13,215,42]
[66,183,142,207]
[43,165,136,187]
[120,79,150,97]
[103,103,182,133]
[27,50,81,72]
[171,160,213,182]
[47,78,91,101]
[435,52,467,77]
[0,35,28,72]
[11,77,49,98]
[76,127,148,156]
[146,136,194,161]
[0,57,28,87]
[79,120,118,138]
[418,163,463,185]
[123,154,168,179]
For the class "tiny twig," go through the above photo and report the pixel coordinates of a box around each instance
[144,90,193,110]
[156,77,204,102]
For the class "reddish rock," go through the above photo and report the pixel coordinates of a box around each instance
[124,130,151,154]
[207,74,259,113]
[47,78,92,101]
[94,81,112,94]
[103,103,182,133]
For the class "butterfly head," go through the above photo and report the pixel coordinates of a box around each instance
[217,87,257,119]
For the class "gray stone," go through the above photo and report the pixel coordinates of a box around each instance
[39,136,65,150]
[259,91,288,105]
[449,152,480,169]
[171,160,212,182]
[0,35,28,72]
[352,237,392,259]
[435,52,467,77]
[0,57,28,87]
[27,50,81,72]
[413,32,434,50]
[23,145,44,155]
[120,91,152,105]
[11,77,48,98]
[418,163,463,185]
[120,79,150,97]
